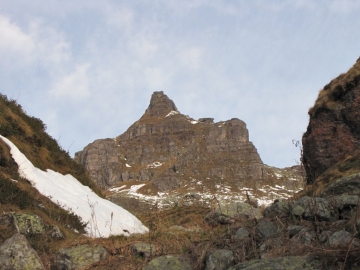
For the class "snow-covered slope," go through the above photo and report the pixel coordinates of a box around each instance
[0,135,148,237]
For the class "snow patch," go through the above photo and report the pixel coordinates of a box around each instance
[147,161,162,168]
[0,135,148,237]
[126,163,131,167]
[165,110,179,117]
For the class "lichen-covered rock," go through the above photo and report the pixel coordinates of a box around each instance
[143,255,192,270]
[256,219,279,239]
[0,233,45,270]
[263,199,291,218]
[228,256,322,270]
[215,202,263,220]
[291,228,316,245]
[54,244,108,270]
[132,242,156,258]
[13,213,46,235]
[204,249,234,270]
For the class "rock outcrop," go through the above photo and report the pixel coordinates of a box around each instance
[303,60,360,184]
[75,91,267,191]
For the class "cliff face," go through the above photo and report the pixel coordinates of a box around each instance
[302,59,360,184]
[75,91,267,191]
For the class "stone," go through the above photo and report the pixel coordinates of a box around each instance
[143,255,192,270]
[132,243,156,258]
[228,256,322,270]
[49,225,64,239]
[0,233,45,269]
[263,200,291,218]
[259,238,282,255]
[54,244,108,270]
[204,249,234,270]
[320,173,360,197]
[302,59,360,184]
[328,230,354,248]
[215,202,263,220]
[12,212,46,235]
[291,228,316,245]
[256,219,279,239]
[287,225,303,238]
[233,227,250,240]
[293,196,332,221]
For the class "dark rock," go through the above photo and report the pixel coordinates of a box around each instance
[205,211,234,225]
[259,238,282,257]
[302,59,360,184]
[228,256,322,270]
[255,219,279,239]
[0,233,45,269]
[291,228,316,245]
[204,249,234,270]
[54,244,108,270]
[143,255,192,270]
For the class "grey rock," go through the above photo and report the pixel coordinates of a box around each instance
[293,196,332,221]
[234,227,250,240]
[259,238,282,255]
[228,256,322,270]
[319,230,332,244]
[287,225,303,238]
[48,225,64,239]
[291,228,316,245]
[143,255,192,270]
[256,219,279,239]
[328,230,354,248]
[216,202,263,220]
[132,243,156,258]
[320,173,360,197]
[263,200,291,218]
[54,244,108,270]
[0,233,45,269]
[205,249,234,270]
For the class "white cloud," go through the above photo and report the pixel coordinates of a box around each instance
[178,47,204,70]
[0,15,35,65]
[50,64,91,100]
[145,66,171,90]
[106,6,134,30]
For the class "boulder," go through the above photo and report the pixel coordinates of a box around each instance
[204,249,234,270]
[292,196,332,221]
[54,244,108,270]
[12,212,46,235]
[328,230,355,248]
[0,233,44,269]
[228,256,322,270]
[263,200,291,218]
[255,219,279,239]
[287,225,303,238]
[233,227,250,240]
[320,173,360,197]
[143,255,192,270]
[216,202,263,220]
[132,243,156,258]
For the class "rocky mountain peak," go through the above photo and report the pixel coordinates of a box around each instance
[144,91,178,117]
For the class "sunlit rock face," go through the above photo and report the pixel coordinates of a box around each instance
[75,91,267,192]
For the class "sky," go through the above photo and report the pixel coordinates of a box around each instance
[1,0,360,168]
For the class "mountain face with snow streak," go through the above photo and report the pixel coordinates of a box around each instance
[0,135,148,237]
[75,92,304,211]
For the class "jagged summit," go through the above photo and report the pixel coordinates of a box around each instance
[144,91,178,117]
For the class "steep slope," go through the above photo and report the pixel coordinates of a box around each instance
[76,91,303,210]
[302,58,360,191]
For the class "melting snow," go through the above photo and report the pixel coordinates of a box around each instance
[190,120,198,124]
[0,135,148,237]
[165,110,180,117]
[147,161,162,168]
[126,163,131,167]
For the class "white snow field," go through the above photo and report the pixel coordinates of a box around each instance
[0,135,148,237]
